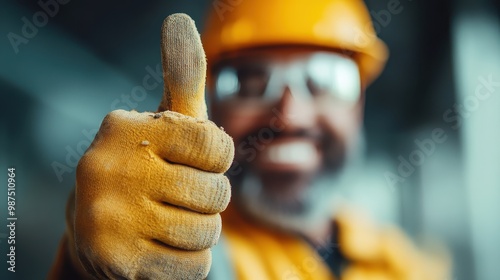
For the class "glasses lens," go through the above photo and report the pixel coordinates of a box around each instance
[216,68,239,100]
[306,53,361,104]
[215,66,270,101]
[214,53,360,104]
[237,66,270,98]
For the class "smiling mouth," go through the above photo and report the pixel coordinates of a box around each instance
[256,138,322,173]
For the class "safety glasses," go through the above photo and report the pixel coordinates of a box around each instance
[213,52,361,106]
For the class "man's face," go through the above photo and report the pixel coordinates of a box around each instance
[210,48,364,232]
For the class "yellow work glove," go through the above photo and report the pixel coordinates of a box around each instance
[64,13,233,279]
[336,209,451,280]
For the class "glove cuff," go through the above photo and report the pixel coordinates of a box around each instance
[48,189,93,280]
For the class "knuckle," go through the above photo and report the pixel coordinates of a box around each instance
[76,151,114,183]
[218,131,235,171]
[196,174,231,214]
[213,175,231,212]
[106,109,128,120]
[201,214,222,247]
[101,109,145,137]
[102,110,124,130]
[75,152,99,182]
[220,176,232,208]
[203,124,235,173]
[137,249,211,280]
[183,214,221,250]
[159,115,234,173]
[90,113,123,145]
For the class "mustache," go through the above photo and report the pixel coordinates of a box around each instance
[226,123,348,182]
[234,124,341,162]
[242,126,326,146]
[273,128,324,141]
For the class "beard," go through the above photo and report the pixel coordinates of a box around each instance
[229,128,364,236]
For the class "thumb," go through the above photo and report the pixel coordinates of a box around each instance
[157,13,208,119]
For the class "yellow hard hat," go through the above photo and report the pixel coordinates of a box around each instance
[202,0,388,86]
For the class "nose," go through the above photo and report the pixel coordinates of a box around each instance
[272,86,317,131]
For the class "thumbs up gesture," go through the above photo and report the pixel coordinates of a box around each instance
[71,14,234,280]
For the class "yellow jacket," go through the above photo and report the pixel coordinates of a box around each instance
[208,204,450,280]
[49,203,450,279]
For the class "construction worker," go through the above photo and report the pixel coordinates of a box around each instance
[49,0,450,279]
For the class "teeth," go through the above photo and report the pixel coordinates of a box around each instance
[266,142,317,164]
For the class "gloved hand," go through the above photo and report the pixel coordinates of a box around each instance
[67,13,233,279]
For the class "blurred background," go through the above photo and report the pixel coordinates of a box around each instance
[1,0,500,279]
